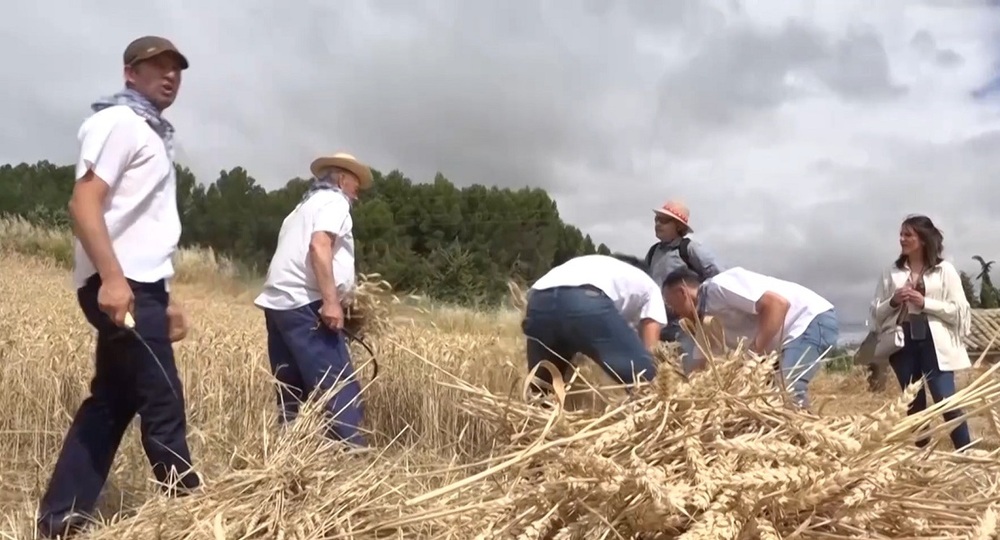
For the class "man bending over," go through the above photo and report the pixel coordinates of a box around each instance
[521,254,668,395]
[662,266,839,409]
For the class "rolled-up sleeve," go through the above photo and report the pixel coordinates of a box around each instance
[312,196,351,237]
[75,110,140,189]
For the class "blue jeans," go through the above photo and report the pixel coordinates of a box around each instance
[779,309,839,409]
[263,300,366,446]
[37,274,200,539]
[521,286,656,392]
[889,319,972,450]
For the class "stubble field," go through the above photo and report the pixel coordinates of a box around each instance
[2,217,1000,539]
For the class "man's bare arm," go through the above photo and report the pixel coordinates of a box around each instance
[68,172,125,282]
[752,291,790,353]
[637,318,662,351]
[308,231,339,305]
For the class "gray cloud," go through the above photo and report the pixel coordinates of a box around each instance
[653,19,905,149]
[2,0,1000,341]
[818,27,907,100]
[911,29,965,69]
[655,21,828,129]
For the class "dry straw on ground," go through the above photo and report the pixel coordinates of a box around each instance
[39,322,1000,539]
[2,219,1000,539]
[391,343,1000,539]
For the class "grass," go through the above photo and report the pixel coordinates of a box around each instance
[1,215,1000,538]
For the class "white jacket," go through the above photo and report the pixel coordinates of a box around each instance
[869,259,972,372]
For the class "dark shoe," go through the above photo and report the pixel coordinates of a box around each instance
[37,513,89,539]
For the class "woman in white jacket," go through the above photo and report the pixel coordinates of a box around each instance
[870,214,974,451]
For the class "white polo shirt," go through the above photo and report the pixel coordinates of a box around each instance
[253,189,356,311]
[701,267,834,350]
[72,105,181,290]
[530,254,668,327]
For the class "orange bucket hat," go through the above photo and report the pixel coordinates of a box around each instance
[653,200,693,232]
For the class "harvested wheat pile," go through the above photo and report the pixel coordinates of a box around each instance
[70,325,1000,539]
[391,342,1000,539]
[75,393,451,540]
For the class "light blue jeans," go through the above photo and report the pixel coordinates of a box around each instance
[779,309,839,409]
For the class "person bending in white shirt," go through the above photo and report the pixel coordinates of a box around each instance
[36,36,199,540]
[522,254,668,395]
[662,266,839,409]
[254,152,373,447]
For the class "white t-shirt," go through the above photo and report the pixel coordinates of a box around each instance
[530,254,669,326]
[253,189,356,311]
[72,105,181,290]
[701,267,834,350]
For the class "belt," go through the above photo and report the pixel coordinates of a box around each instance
[538,284,604,294]
[527,283,606,299]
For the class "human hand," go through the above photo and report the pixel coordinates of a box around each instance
[903,288,925,309]
[319,301,344,331]
[890,285,910,307]
[166,301,189,342]
[98,276,134,328]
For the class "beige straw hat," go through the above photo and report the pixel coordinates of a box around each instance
[310,152,373,190]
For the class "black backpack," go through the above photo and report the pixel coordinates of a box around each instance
[644,237,706,281]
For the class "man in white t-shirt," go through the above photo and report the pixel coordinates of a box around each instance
[522,254,668,395]
[662,266,839,409]
[254,152,373,446]
[37,36,200,539]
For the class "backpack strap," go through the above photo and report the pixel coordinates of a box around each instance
[643,242,659,270]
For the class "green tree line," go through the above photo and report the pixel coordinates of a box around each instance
[0,160,613,306]
[6,160,996,311]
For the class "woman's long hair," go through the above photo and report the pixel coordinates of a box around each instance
[894,214,944,270]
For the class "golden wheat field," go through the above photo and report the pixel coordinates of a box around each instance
[2,216,1000,539]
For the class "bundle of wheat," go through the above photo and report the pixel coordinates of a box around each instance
[343,273,396,340]
[387,324,1000,539]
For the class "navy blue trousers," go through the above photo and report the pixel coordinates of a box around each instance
[521,285,657,392]
[37,274,199,538]
[263,300,366,446]
[889,319,973,450]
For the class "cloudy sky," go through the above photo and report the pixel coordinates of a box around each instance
[4,0,1000,339]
